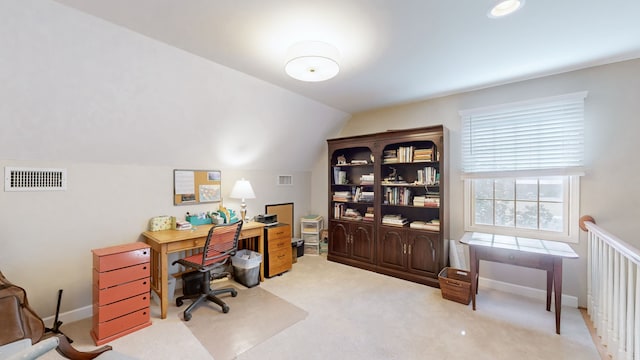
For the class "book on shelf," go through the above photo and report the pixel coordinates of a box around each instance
[383,149,398,163]
[384,186,411,205]
[409,220,440,231]
[360,173,374,185]
[333,203,345,219]
[332,191,352,202]
[382,214,408,226]
[416,167,438,185]
[363,207,375,221]
[412,195,440,207]
[413,147,434,162]
[342,208,362,221]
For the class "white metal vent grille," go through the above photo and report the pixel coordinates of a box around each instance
[4,167,67,192]
[277,175,293,186]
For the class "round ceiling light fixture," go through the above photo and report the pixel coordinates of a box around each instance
[488,0,525,18]
[285,41,340,82]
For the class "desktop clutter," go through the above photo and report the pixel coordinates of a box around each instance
[147,206,239,232]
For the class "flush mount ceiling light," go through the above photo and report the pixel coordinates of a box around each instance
[285,41,340,82]
[488,0,525,18]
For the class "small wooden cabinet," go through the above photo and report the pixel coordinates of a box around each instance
[91,242,152,346]
[264,224,292,278]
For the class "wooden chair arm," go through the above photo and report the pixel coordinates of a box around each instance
[54,334,113,360]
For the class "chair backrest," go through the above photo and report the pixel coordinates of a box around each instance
[199,220,243,266]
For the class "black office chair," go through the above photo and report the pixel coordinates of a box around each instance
[172,220,243,321]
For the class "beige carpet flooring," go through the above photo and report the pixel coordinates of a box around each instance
[40,254,600,360]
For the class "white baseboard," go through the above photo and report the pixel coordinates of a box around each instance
[479,276,578,308]
[42,305,93,326]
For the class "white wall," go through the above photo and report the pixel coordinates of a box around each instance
[312,58,640,306]
[0,0,349,317]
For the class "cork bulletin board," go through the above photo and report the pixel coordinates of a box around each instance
[173,169,221,205]
[265,202,294,226]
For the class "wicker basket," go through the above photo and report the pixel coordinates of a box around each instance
[438,267,471,305]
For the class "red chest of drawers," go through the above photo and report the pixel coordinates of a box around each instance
[91,242,152,345]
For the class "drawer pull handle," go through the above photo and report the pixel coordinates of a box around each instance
[143,266,147,270]
[143,281,147,285]
[143,251,148,255]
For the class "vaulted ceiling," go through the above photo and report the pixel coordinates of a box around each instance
[55,0,640,113]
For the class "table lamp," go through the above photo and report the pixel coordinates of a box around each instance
[230,178,256,222]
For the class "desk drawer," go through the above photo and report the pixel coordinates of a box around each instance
[93,246,150,272]
[94,263,150,289]
[94,293,150,323]
[94,278,150,306]
[92,308,150,340]
[267,248,291,276]
[476,247,554,270]
[267,226,291,241]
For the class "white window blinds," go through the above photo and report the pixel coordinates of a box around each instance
[460,91,587,176]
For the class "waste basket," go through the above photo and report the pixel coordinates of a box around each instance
[231,249,262,288]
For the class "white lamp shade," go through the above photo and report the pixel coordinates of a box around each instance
[285,41,340,82]
[230,178,255,200]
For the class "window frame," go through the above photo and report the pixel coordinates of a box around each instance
[463,175,580,243]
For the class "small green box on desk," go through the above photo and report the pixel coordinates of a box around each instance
[186,216,212,226]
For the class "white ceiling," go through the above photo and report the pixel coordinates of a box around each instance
[54,0,640,114]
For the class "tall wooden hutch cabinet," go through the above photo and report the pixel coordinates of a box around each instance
[327,125,448,287]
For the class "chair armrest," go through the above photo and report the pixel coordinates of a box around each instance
[54,334,113,360]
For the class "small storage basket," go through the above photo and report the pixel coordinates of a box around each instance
[438,267,471,305]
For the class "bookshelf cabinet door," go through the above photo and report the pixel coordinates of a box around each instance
[329,221,350,258]
[377,227,406,271]
[350,223,375,264]
[406,231,439,277]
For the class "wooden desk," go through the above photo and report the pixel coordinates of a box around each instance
[142,221,265,319]
[460,232,578,334]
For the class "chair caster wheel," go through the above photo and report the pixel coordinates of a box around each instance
[176,299,183,307]
[222,305,230,313]
[184,312,191,321]
[231,290,238,297]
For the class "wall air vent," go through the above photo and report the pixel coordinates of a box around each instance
[4,167,67,192]
[277,175,293,186]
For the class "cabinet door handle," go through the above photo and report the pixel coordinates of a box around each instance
[403,243,407,254]
[408,245,412,255]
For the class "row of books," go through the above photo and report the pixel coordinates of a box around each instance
[383,186,412,206]
[333,189,374,203]
[360,173,374,185]
[416,167,438,186]
[332,191,352,202]
[382,146,435,163]
[412,195,440,208]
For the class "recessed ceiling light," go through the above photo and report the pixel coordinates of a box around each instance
[488,0,525,19]
[285,41,340,82]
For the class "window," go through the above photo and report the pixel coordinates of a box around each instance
[460,92,587,243]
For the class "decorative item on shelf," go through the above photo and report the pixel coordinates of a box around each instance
[337,155,347,165]
[230,178,255,221]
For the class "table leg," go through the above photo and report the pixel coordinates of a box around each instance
[546,269,553,311]
[553,259,563,334]
[469,246,478,311]
[258,232,265,282]
[159,246,169,320]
